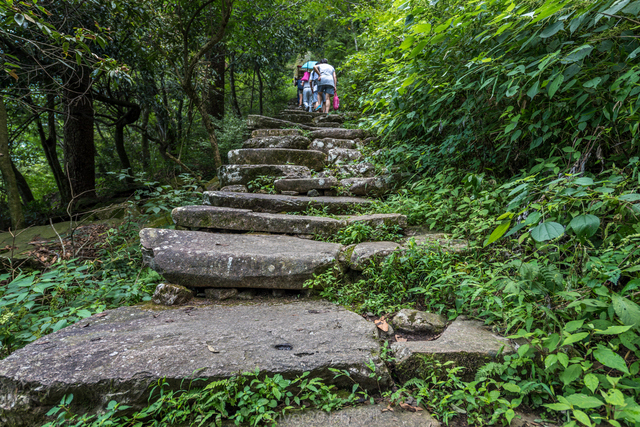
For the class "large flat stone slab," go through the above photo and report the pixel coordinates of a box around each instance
[251,129,302,138]
[350,241,403,271]
[218,164,311,187]
[172,205,344,236]
[392,317,514,382]
[204,191,373,214]
[140,229,342,289]
[242,135,311,150]
[310,138,356,154]
[274,177,339,193]
[327,148,363,164]
[228,148,326,171]
[344,213,407,229]
[0,301,390,426]
[314,114,345,124]
[276,112,314,124]
[341,177,392,197]
[310,128,366,139]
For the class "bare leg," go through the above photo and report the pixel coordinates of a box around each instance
[324,93,331,113]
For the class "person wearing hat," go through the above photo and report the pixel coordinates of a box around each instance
[313,59,337,113]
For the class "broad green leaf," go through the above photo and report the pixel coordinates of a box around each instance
[531,222,564,242]
[544,402,571,411]
[413,23,431,34]
[548,73,564,99]
[583,77,602,88]
[557,352,569,368]
[595,325,633,335]
[399,36,414,50]
[409,41,428,58]
[622,0,640,15]
[612,294,640,329]
[584,373,599,393]
[560,364,582,385]
[531,0,571,24]
[503,383,521,393]
[562,332,589,346]
[569,214,600,238]
[619,193,640,202]
[562,45,593,64]
[565,393,604,409]
[593,345,629,374]
[573,409,591,427]
[506,85,519,97]
[545,354,558,368]
[604,389,626,406]
[574,177,594,186]
[540,21,564,38]
[525,211,542,225]
[14,13,24,26]
[527,81,540,99]
[485,220,511,246]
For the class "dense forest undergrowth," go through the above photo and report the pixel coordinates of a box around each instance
[1,0,640,425]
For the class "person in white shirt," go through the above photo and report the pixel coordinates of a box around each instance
[313,59,337,113]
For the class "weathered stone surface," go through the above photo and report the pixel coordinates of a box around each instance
[218,165,311,187]
[281,191,299,196]
[345,213,407,229]
[311,122,343,128]
[391,309,447,335]
[392,317,515,382]
[278,403,441,427]
[204,191,373,214]
[310,138,356,154]
[242,135,311,150]
[307,189,320,197]
[220,185,248,193]
[247,115,316,131]
[172,206,344,236]
[251,129,302,138]
[333,163,377,178]
[140,229,341,289]
[204,287,238,300]
[274,177,338,194]
[327,148,363,165]
[0,302,390,426]
[403,228,469,253]
[313,114,345,124]
[340,177,391,197]
[276,113,314,124]
[350,241,402,271]
[228,149,326,171]
[151,283,193,306]
[310,128,366,139]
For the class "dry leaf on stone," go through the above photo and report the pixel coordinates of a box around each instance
[395,335,407,342]
[207,345,220,353]
[96,313,108,318]
[375,318,389,332]
[382,404,394,413]
[399,402,423,412]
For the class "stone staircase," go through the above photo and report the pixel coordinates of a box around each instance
[0,108,514,427]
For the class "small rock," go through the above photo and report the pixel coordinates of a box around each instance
[307,189,321,197]
[324,189,337,196]
[237,290,255,300]
[204,288,238,300]
[366,312,375,317]
[391,309,447,334]
[152,283,193,306]
[272,289,286,297]
[281,190,299,196]
[220,185,248,193]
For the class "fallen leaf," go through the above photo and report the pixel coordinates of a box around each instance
[207,345,219,353]
[395,335,407,342]
[375,318,389,332]
[399,402,423,412]
[96,313,108,318]
[382,404,394,413]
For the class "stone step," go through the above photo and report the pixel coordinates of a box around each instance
[0,301,390,426]
[172,206,407,237]
[274,176,339,194]
[311,122,343,128]
[314,114,345,124]
[228,148,326,171]
[251,129,302,138]
[392,317,514,382]
[247,115,316,131]
[310,138,356,154]
[140,229,341,289]
[204,191,373,214]
[318,163,376,179]
[310,128,366,139]
[172,206,344,236]
[276,112,314,124]
[340,176,393,197]
[327,148,363,165]
[242,135,311,150]
[218,164,311,187]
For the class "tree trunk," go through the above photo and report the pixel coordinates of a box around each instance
[113,104,140,180]
[257,67,263,116]
[35,95,71,204]
[198,99,223,169]
[250,69,256,113]
[11,160,35,204]
[63,71,96,200]
[140,107,150,171]
[230,57,242,117]
[206,43,226,120]
[0,97,25,230]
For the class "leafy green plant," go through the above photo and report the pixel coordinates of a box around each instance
[247,175,277,194]
[330,221,403,245]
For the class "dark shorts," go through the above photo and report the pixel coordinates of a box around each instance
[297,88,303,96]
[318,85,335,96]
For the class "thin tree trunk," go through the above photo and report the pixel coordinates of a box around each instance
[230,57,241,117]
[206,44,226,120]
[0,97,24,229]
[250,69,256,113]
[257,67,263,116]
[35,95,71,204]
[11,160,34,204]
[140,107,150,171]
